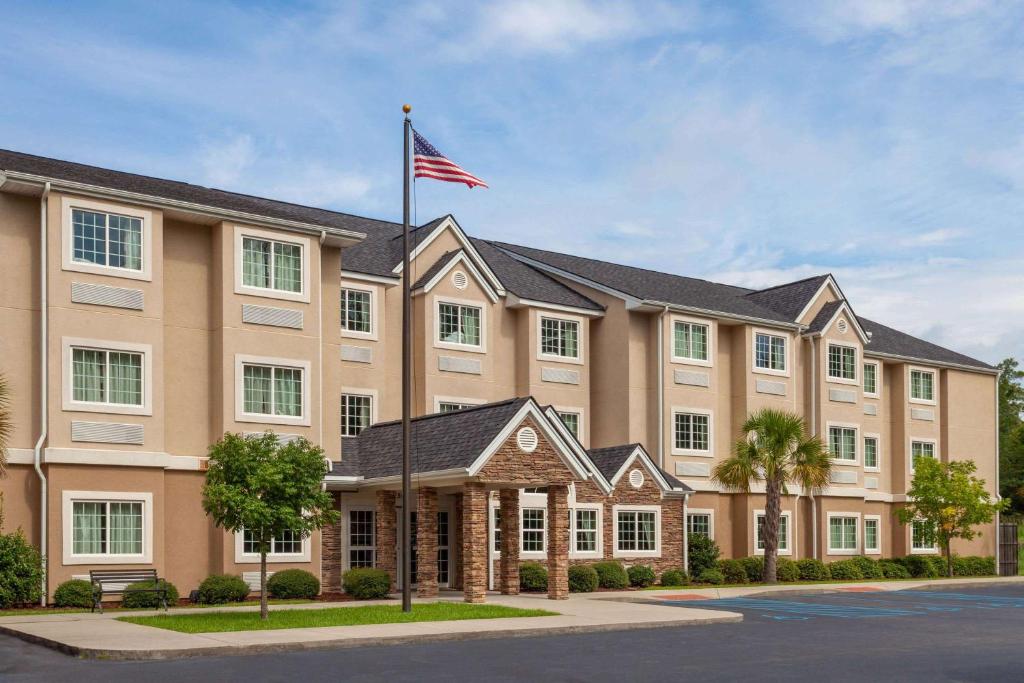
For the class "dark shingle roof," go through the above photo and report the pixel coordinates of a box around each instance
[807,300,845,334]
[411,250,463,290]
[472,239,601,311]
[744,275,831,321]
[861,318,993,370]
[586,444,690,491]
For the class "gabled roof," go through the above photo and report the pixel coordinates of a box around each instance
[586,444,691,493]
[411,249,500,303]
[860,317,994,371]
[807,300,845,334]
[744,275,833,322]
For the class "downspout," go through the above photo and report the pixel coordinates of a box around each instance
[33,182,50,605]
[682,493,689,574]
[318,230,326,450]
[809,336,818,561]
[657,306,668,470]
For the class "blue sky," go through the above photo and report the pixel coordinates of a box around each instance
[2,0,1022,364]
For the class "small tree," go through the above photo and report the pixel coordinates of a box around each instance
[897,458,1008,577]
[202,432,338,619]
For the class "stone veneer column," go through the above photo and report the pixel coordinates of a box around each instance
[375,491,398,590]
[416,487,439,598]
[452,493,464,590]
[547,484,569,600]
[499,489,520,595]
[462,482,488,603]
[320,492,344,593]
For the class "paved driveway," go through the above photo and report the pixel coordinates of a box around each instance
[1,584,1021,682]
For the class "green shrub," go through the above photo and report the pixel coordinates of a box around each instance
[267,569,320,599]
[776,558,799,582]
[121,580,180,609]
[53,579,95,608]
[627,565,657,588]
[796,558,830,581]
[660,569,688,587]
[900,555,940,578]
[828,560,864,581]
[568,565,599,593]
[519,562,549,592]
[717,559,749,584]
[852,556,884,579]
[927,555,950,577]
[342,568,391,599]
[687,535,721,578]
[953,556,996,577]
[593,561,628,589]
[197,574,250,604]
[738,556,764,582]
[698,568,724,585]
[0,530,43,609]
[878,560,910,579]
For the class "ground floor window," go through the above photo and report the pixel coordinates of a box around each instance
[912,519,937,552]
[687,512,711,539]
[828,516,858,553]
[573,508,599,553]
[437,511,450,585]
[349,509,375,568]
[864,517,880,554]
[755,512,790,554]
[522,508,546,552]
[492,507,501,552]
[244,528,304,555]
[616,510,657,553]
[72,500,143,556]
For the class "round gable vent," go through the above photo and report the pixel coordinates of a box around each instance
[516,426,538,453]
[452,270,469,290]
[628,468,645,489]
[837,319,848,333]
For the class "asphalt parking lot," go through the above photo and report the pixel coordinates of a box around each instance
[1,584,1021,682]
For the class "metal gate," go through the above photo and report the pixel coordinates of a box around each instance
[999,523,1019,576]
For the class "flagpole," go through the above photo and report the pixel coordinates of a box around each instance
[401,104,413,614]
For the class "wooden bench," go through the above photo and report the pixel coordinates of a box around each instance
[89,568,169,613]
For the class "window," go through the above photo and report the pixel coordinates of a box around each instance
[912,519,936,552]
[71,500,143,556]
[828,344,857,381]
[755,512,790,554]
[522,508,546,552]
[243,528,304,555]
[341,288,372,334]
[674,412,710,453]
[828,516,858,553]
[864,436,879,470]
[71,347,143,406]
[243,363,303,417]
[863,362,879,396]
[673,320,709,362]
[438,302,482,347]
[341,394,372,436]
[687,513,711,539]
[437,511,450,585]
[754,332,786,372]
[71,208,143,272]
[492,507,501,553]
[910,369,935,402]
[348,510,375,568]
[616,510,657,553]
[864,517,880,554]
[557,411,580,438]
[828,426,857,462]
[574,509,598,553]
[438,401,474,413]
[540,317,579,359]
[911,440,935,469]
[242,236,302,294]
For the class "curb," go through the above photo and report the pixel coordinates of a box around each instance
[0,614,743,661]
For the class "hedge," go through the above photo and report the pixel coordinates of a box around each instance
[775,557,800,582]
[627,565,657,588]
[687,535,721,578]
[698,568,724,585]
[53,579,95,608]
[342,568,391,599]
[267,569,320,599]
[796,558,830,581]
[851,556,884,579]
[197,574,250,604]
[520,562,548,591]
[593,561,628,589]
[738,556,764,582]
[827,560,864,581]
[568,565,598,593]
[660,569,687,587]
[717,559,749,584]
[122,580,180,609]
[878,560,911,579]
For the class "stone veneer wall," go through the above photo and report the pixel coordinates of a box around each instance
[321,492,344,592]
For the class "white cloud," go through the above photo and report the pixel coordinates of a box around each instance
[897,228,964,247]
[197,134,256,187]
[779,0,989,43]
[268,165,375,207]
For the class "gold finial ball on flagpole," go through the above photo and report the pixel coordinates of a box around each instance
[402,104,411,114]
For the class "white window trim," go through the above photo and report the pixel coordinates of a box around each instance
[909,437,938,473]
[612,504,661,558]
[62,196,153,281]
[61,337,153,416]
[908,366,937,405]
[433,395,486,413]
[863,360,881,399]
[553,405,585,444]
[569,502,603,559]
[826,512,861,556]
[233,225,311,304]
[670,314,713,368]
[62,490,153,565]
[826,341,859,385]
[433,295,488,354]
[341,387,379,436]
[234,528,312,564]
[751,328,791,377]
[863,432,881,473]
[754,509,792,556]
[864,514,882,555]
[520,491,548,558]
[686,508,715,542]
[342,503,377,571]
[671,406,714,457]
[340,281,379,341]
[234,354,312,427]
[826,421,859,465]
[536,312,584,365]
[910,518,939,554]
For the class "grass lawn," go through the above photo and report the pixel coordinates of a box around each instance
[0,599,313,618]
[118,602,558,633]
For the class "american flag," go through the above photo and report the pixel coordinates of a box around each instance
[413,130,488,189]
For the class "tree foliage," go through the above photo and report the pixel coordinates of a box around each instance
[897,457,1007,577]
[997,358,1024,515]
[712,408,830,584]
[202,432,338,619]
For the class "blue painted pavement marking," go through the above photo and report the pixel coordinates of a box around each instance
[664,598,924,619]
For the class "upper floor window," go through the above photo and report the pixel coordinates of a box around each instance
[540,317,580,359]
[864,436,879,470]
[438,401,473,413]
[674,412,710,453]
[754,332,786,372]
[341,288,372,334]
[242,236,302,294]
[71,347,143,407]
[242,363,302,418]
[341,393,373,436]
[910,369,935,403]
[863,361,879,396]
[438,302,482,347]
[828,425,857,462]
[72,209,143,272]
[911,440,935,470]
[673,321,709,363]
[828,343,857,381]
[557,411,580,438]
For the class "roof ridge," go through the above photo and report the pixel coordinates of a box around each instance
[362,397,528,430]
[745,273,832,296]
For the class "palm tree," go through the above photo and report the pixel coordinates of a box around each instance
[712,408,830,584]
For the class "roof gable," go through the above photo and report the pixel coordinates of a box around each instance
[412,249,499,303]
[392,216,506,296]
[586,444,690,494]
[744,275,837,323]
